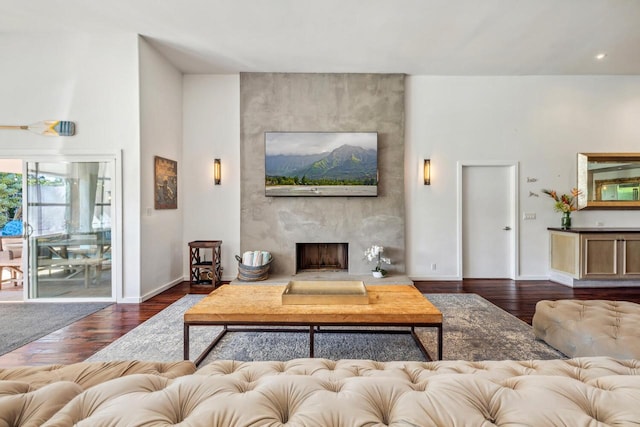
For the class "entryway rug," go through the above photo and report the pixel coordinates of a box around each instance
[86,294,564,364]
[0,302,112,356]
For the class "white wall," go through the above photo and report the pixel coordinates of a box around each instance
[139,37,184,298]
[182,75,240,281]
[4,34,638,290]
[0,33,141,301]
[405,76,640,280]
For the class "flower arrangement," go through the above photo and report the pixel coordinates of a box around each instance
[364,245,391,276]
[541,188,581,213]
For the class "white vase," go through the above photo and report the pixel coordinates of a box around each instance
[372,271,383,278]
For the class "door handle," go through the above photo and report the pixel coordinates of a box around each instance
[503,226,511,231]
[22,222,33,239]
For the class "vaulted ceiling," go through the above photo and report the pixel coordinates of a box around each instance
[3,0,640,75]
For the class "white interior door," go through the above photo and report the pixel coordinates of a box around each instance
[461,164,517,279]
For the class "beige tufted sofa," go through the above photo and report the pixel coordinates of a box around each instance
[2,357,640,426]
[0,360,196,426]
[532,299,640,359]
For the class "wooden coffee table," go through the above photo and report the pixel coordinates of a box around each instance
[184,284,443,365]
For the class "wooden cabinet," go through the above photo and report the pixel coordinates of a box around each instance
[549,231,580,278]
[623,235,640,278]
[581,234,640,279]
[189,240,222,286]
[549,228,640,285]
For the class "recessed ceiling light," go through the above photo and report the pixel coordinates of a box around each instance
[595,52,607,60]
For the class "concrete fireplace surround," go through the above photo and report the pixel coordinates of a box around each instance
[240,73,406,277]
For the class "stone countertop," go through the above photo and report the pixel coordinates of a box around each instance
[547,227,640,233]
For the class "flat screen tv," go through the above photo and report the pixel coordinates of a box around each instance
[265,131,378,197]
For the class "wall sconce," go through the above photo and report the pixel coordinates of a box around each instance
[214,158,221,185]
[423,159,431,185]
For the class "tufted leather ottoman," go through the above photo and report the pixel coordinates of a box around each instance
[0,360,196,390]
[39,357,640,426]
[532,299,640,358]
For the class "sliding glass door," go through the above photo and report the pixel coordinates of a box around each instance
[25,160,114,300]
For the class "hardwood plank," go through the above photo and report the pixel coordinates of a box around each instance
[0,282,208,367]
[415,279,640,325]
[1,279,640,367]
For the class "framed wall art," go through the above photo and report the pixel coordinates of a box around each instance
[154,156,178,209]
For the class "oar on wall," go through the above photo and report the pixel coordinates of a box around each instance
[0,120,76,136]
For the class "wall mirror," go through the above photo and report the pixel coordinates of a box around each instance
[577,153,640,209]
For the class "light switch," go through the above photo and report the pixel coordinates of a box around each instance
[523,212,536,220]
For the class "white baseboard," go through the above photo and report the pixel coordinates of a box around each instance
[549,272,575,287]
[118,296,144,303]
[138,277,185,302]
[412,275,551,282]
[516,275,549,281]
[409,275,462,281]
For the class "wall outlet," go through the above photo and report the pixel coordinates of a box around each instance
[523,212,536,220]
[431,263,437,271]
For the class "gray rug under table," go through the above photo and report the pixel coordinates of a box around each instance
[0,302,112,355]
[87,293,564,364]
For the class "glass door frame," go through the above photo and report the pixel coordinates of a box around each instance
[20,152,121,302]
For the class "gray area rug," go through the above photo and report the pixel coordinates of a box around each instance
[0,302,112,355]
[87,293,564,363]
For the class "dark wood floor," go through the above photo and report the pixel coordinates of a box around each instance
[414,280,640,324]
[1,279,640,368]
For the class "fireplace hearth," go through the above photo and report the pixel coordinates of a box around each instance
[296,243,348,272]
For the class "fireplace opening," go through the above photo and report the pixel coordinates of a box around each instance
[296,243,348,272]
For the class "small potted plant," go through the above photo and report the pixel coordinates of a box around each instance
[542,188,581,229]
[364,245,391,278]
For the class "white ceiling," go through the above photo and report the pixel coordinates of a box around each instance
[3,0,640,75]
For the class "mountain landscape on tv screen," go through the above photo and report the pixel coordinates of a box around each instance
[266,144,377,186]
